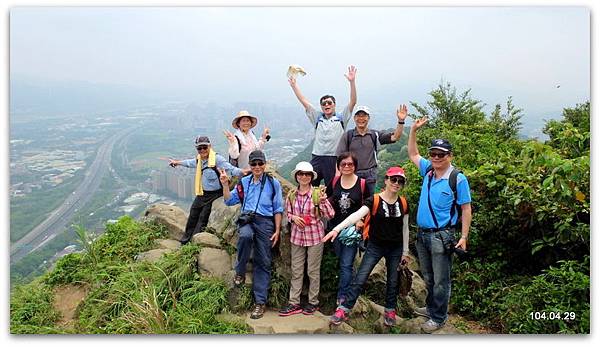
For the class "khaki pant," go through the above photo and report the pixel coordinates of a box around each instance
[289,242,324,305]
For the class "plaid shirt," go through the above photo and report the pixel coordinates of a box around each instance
[286,189,335,247]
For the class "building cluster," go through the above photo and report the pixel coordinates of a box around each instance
[151,167,195,199]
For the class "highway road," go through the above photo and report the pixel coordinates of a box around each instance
[10,127,136,263]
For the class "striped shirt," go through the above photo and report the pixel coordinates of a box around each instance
[286,189,335,247]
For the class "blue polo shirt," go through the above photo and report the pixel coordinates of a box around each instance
[224,173,284,217]
[416,157,471,229]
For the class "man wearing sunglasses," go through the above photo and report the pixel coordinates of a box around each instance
[407,118,472,333]
[219,150,284,320]
[288,66,357,194]
[168,136,248,244]
[336,104,408,194]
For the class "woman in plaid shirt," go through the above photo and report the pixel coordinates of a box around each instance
[279,161,335,316]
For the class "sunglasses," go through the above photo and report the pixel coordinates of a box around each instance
[429,152,449,159]
[320,100,334,106]
[340,162,355,167]
[296,171,313,177]
[196,145,209,150]
[250,161,265,167]
[388,176,405,184]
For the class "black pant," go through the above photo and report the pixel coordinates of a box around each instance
[310,154,337,197]
[182,190,223,244]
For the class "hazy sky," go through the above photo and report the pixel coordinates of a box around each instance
[10,7,590,115]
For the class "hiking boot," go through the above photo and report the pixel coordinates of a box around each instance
[302,303,319,315]
[278,303,303,317]
[383,309,397,327]
[233,274,245,287]
[414,307,430,318]
[329,308,348,326]
[250,304,265,319]
[421,319,445,333]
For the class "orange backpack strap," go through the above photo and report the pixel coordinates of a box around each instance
[399,196,408,215]
[362,194,380,240]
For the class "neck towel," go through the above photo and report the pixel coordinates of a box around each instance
[234,128,259,147]
[195,149,217,196]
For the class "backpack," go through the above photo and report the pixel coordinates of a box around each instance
[345,129,380,164]
[286,187,321,218]
[362,194,408,240]
[235,172,276,205]
[197,159,222,189]
[330,175,367,203]
[228,135,242,167]
[424,165,462,228]
[315,113,345,130]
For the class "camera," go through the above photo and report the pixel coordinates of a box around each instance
[236,212,255,226]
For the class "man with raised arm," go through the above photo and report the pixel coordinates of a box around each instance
[336,104,408,194]
[288,66,357,193]
[407,118,472,333]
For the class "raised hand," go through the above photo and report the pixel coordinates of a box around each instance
[288,76,297,88]
[318,185,328,202]
[413,117,429,130]
[167,158,178,168]
[218,168,230,185]
[262,127,270,139]
[223,130,236,145]
[344,65,357,82]
[397,104,408,121]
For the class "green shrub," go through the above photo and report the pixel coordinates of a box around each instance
[10,280,62,333]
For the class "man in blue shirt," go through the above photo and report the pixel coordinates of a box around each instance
[168,135,246,244]
[219,150,284,319]
[407,118,472,333]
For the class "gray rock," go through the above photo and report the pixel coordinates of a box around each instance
[245,310,352,334]
[135,249,174,263]
[143,204,187,241]
[208,197,240,237]
[196,248,232,278]
[192,232,222,248]
[155,239,181,250]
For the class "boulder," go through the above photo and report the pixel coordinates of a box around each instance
[154,239,181,250]
[192,232,222,248]
[208,197,240,237]
[244,310,353,334]
[143,204,187,241]
[196,248,231,278]
[135,249,174,263]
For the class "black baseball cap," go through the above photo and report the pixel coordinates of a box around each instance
[248,150,266,163]
[428,139,452,152]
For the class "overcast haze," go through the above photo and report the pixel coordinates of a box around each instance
[10,7,589,116]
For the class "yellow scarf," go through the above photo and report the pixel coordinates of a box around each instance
[195,149,217,196]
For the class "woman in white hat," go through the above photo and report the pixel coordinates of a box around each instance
[279,161,334,317]
[224,110,271,169]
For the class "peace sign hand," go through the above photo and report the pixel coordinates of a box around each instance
[218,168,230,185]
[223,130,236,145]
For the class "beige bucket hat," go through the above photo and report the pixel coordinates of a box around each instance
[232,110,258,129]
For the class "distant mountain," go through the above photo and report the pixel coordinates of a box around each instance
[10,78,165,116]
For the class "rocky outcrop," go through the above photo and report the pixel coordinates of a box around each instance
[192,232,222,248]
[135,248,174,263]
[143,204,187,241]
[196,248,231,278]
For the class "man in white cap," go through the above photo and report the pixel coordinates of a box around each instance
[288,66,357,193]
[407,118,472,333]
[336,104,408,193]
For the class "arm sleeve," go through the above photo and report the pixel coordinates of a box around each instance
[402,214,409,256]
[228,138,240,159]
[378,130,394,145]
[456,174,472,205]
[217,155,243,177]
[286,196,294,220]
[180,158,197,168]
[305,104,318,124]
[332,206,370,231]
[320,198,335,219]
[341,105,353,128]
[419,157,432,177]
[272,180,284,214]
[224,185,240,206]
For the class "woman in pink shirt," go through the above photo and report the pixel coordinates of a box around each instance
[224,110,270,169]
[279,161,334,316]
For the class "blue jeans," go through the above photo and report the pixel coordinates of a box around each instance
[341,240,403,311]
[415,229,453,324]
[235,215,274,305]
[333,238,358,302]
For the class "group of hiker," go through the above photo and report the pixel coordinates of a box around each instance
[167,66,472,333]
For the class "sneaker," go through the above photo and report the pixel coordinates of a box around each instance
[279,303,303,316]
[421,319,445,333]
[336,296,346,306]
[383,309,397,327]
[414,307,430,318]
[302,303,319,315]
[329,308,348,326]
[233,274,245,286]
[250,304,265,319]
